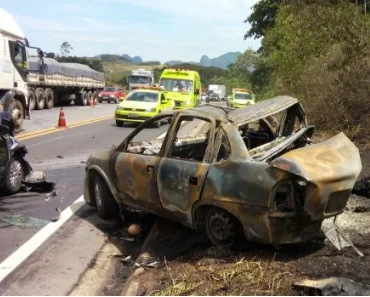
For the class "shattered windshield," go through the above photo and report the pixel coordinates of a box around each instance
[235,93,252,100]
[129,76,150,84]
[160,79,193,92]
[126,91,158,102]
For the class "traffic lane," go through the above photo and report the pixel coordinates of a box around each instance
[21,103,116,135]
[22,119,171,165]
[0,119,169,264]
[0,166,84,264]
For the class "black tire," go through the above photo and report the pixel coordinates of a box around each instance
[28,89,36,111]
[10,99,24,135]
[115,99,118,104]
[91,174,118,219]
[116,120,123,127]
[45,88,54,109]
[205,207,240,248]
[77,91,88,106]
[35,88,45,110]
[93,91,98,105]
[87,91,93,105]
[4,157,23,195]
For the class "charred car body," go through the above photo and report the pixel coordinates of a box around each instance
[84,96,362,247]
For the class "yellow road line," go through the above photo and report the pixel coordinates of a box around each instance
[17,115,114,141]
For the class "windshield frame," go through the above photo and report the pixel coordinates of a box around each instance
[129,75,150,84]
[125,91,159,103]
[159,78,194,93]
[234,93,253,100]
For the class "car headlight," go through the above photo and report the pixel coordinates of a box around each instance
[185,100,192,106]
[98,94,102,97]
[110,94,115,97]
[116,106,124,110]
[145,108,156,112]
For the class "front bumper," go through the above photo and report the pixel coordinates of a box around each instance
[99,96,118,101]
[174,100,195,109]
[115,109,158,122]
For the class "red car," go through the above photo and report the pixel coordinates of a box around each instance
[98,87,125,104]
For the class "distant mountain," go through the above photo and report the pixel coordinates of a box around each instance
[164,52,241,69]
[95,54,143,64]
[122,54,143,64]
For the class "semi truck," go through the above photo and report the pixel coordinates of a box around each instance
[28,57,105,109]
[0,8,105,133]
[127,69,154,91]
[208,84,226,100]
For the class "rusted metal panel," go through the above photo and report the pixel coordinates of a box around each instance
[228,96,299,126]
[271,132,362,220]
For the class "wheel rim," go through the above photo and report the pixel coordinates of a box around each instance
[9,160,22,189]
[94,180,102,209]
[208,210,236,246]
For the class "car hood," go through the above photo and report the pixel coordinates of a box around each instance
[271,132,362,219]
[119,101,158,109]
[164,91,191,101]
[233,99,254,105]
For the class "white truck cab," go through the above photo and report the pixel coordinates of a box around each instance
[0,8,42,133]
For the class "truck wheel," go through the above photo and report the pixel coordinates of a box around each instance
[11,100,24,135]
[45,88,54,109]
[81,91,88,106]
[28,89,36,111]
[4,157,23,195]
[93,91,98,105]
[91,174,118,219]
[87,91,93,105]
[35,88,45,110]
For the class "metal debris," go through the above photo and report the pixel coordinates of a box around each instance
[322,220,364,257]
[293,277,370,296]
[51,207,62,222]
[57,155,64,159]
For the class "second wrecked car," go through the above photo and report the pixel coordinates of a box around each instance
[83,96,362,247]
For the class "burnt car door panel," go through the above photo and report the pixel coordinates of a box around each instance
[114,115,174,210]
[157,115,216,224]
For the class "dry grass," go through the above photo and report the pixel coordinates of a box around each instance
[154,254,294,296]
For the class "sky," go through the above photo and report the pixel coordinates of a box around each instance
[1,0,261,63]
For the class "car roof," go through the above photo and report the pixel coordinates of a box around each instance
[170,96,299,126]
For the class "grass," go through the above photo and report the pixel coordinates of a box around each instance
[154,254,294,296]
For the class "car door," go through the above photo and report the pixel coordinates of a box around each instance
[113,114,174,211]
[157,115,216,225]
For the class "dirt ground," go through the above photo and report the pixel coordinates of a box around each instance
[123,148,370,296]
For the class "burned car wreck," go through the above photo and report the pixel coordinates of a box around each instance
[84,96,362,247]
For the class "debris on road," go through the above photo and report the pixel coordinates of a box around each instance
[128,224,142,236]
[51,207,62,222]
[0,214,49,229]
[352,176,370,198]
[293,277,370,296]
[321,221,364,257]
[57,155,64,159]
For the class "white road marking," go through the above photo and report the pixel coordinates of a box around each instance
[0,196,85,284]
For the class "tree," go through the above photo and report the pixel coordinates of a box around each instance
[60,42,73,57]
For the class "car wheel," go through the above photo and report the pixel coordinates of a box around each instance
[4,158,23,195]
[92,174,118,219]
[116,120,123,127]
[205,207,240,248]
[115,99,118,104]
